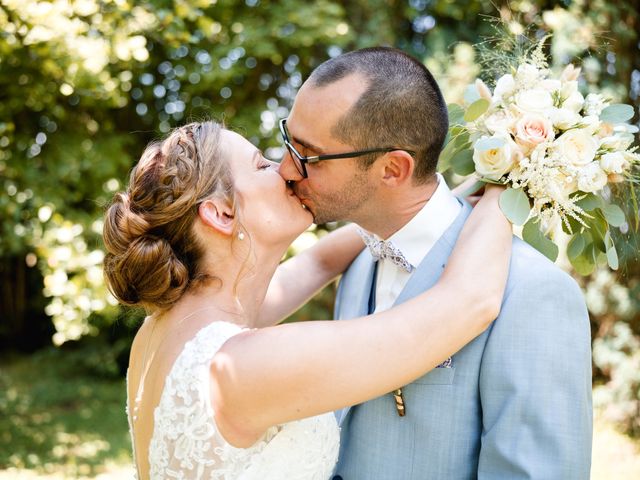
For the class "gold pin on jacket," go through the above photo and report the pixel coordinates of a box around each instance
[392,388,406,416]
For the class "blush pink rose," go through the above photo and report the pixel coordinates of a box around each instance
[515,114,554,151]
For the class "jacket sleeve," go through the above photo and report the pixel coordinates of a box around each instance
[477,261,593,479]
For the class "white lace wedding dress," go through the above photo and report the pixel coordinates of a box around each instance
[127,320,340,479]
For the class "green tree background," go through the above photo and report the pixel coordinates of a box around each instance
[1,0,639,477]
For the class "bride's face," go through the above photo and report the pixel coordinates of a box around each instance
[223,129,313,246]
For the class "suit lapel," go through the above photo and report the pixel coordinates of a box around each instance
[336,250,377,425]
[394,199,472,306]
[336,250,377,321]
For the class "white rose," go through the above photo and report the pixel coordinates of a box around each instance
[551,107,581,130]
[553,129,599,166]
[562,90,585,113]
[541,79,561,93]
[473,134,521,181]
[599,134,633,151]
[483,110,516,134]
[599,151,630,174]
[515,63,541,85]
[493,74,515,102]
[581,115,601,135]
[578,162,608,193]
[515,114,555,151]
[515,88,554,114]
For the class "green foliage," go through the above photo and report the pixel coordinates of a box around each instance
[522,218,559,262]
[499,187,530,226]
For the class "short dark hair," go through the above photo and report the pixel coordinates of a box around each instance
[309,47,448,183]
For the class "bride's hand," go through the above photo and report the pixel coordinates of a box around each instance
[452,177,504,207]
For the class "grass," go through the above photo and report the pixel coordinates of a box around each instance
[0,349,639,479]
[0,348,132,478]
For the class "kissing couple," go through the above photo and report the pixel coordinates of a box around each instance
[104,47,593,479]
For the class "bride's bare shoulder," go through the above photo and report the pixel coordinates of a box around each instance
[128,315,155,368]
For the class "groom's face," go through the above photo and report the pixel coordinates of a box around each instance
[279,74,376,224]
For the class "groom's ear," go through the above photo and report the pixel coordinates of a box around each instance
[379,150,415,187]
[197,197,235,236]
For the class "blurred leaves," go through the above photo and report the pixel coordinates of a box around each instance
[0,0,639,441]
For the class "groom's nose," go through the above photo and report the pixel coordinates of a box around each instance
[278,153,304,182]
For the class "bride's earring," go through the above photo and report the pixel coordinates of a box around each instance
[238,231,245,241]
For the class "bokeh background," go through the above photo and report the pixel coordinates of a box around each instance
[1,0,639,478]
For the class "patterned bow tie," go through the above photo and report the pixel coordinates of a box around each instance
[357,228,414,273]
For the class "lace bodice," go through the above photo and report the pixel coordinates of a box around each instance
[128,320,340,480]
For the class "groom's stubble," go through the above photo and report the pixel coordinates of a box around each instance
[291,165,376,225]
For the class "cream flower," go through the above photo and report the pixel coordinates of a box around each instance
[577,162,608,193]
[515,88,554,114]
[599,134,634,151]
[515,63,541,85]
[473,134,521,181]
[562,90,585,113]
[475,78,492,101]
[550,107,581,130]
[483,110,516,134]
[541,79,562,93]
[561,64,581,82]
[515,114,554,151]
[553,129,599,167]
[547,171,579,202]
[599,151,630,174]
[493,74,516,102]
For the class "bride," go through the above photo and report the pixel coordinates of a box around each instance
[103,121,512,479]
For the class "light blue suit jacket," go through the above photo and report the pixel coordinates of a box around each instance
[333,200,592,479]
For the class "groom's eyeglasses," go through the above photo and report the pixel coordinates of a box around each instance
[278,118,416,179]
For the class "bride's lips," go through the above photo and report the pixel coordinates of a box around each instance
[287,188,309,210]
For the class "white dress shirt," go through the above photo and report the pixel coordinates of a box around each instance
[372,174,461,313]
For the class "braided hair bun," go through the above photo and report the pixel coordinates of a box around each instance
[103,122,232,311]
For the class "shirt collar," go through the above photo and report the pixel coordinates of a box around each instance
[385,174,462,269]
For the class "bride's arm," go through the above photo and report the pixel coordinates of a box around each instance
[211,186,511,448]
[256,224,364,328]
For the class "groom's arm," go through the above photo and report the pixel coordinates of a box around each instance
[477,246,592,479]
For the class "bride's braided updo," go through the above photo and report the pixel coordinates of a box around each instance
[103,121,233,311]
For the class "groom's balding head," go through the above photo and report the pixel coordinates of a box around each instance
[308,47,448,183]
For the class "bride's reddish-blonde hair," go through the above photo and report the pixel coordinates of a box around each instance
[103,121,233,312]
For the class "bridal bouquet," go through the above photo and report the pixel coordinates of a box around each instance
[441,48,639,275]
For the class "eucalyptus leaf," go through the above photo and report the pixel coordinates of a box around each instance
[567,234,586,260]
[474,136,505,152]
[588,211,608,253]
[499,188,531,226]
[604,230,619,270]
[600,104,635,124]
[570,243,597,276]
[522,219,559,262]
[575,193,602,212]
[451,149,476,176]
[599,203,626,228]
[464,99,490,122]
[447,103,465,126]
[606,243,619,270]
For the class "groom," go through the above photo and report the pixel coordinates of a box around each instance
[278,47,593,479]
